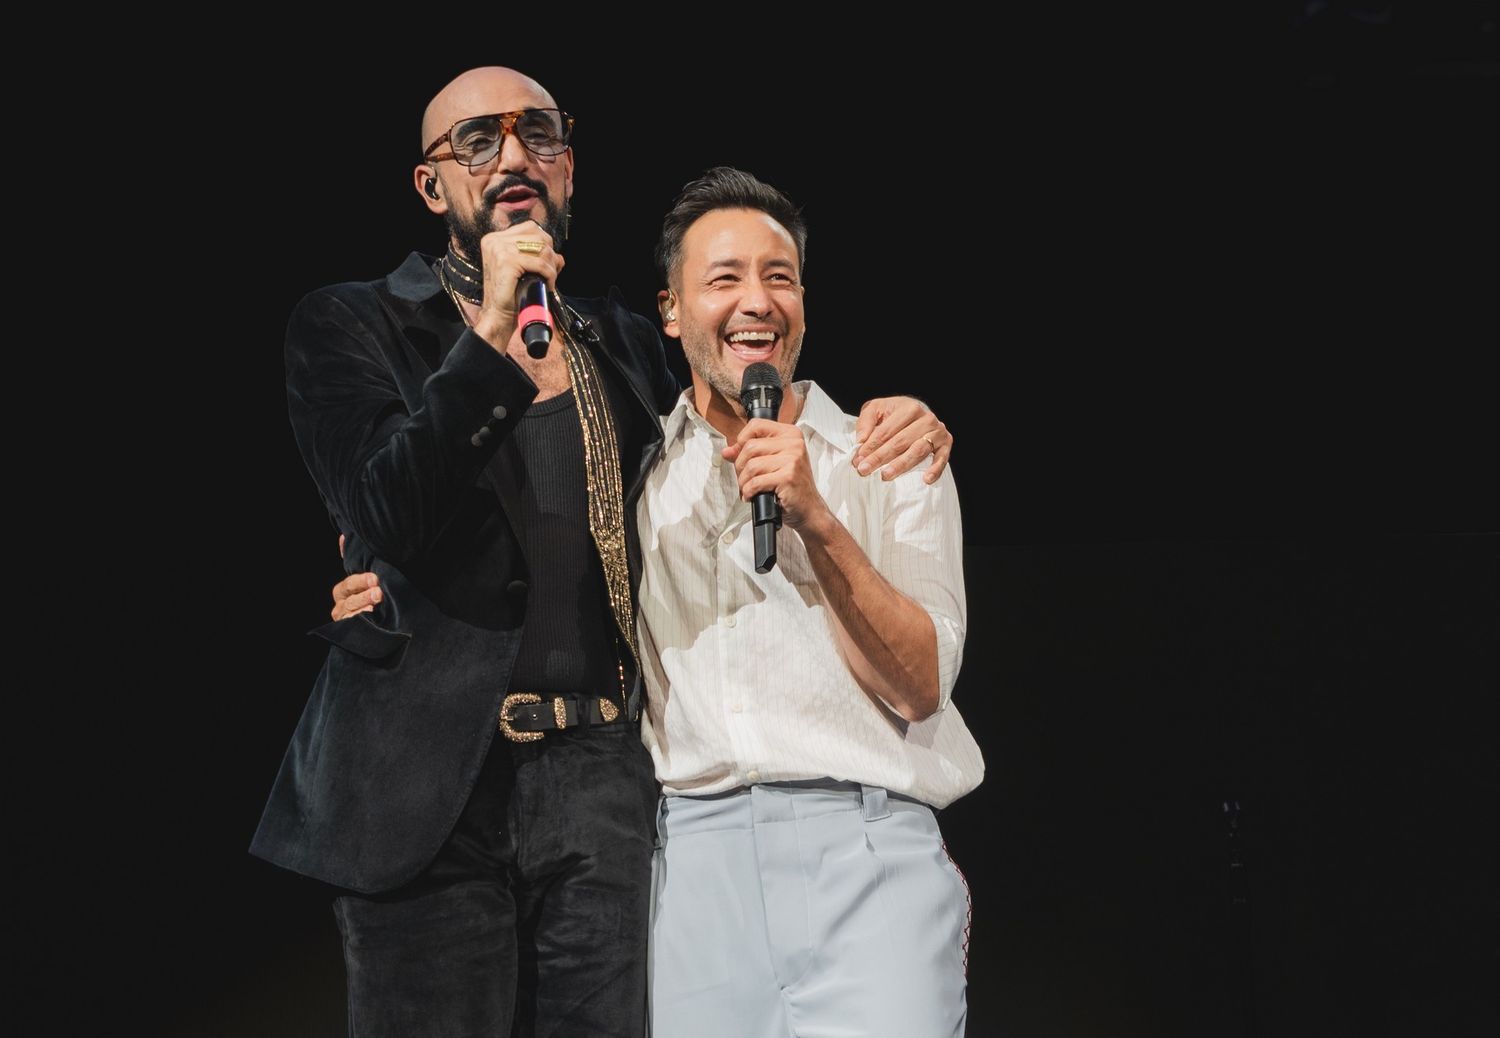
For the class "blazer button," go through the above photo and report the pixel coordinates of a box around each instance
[493,405,509,420]
[507,579,528,599]
[471,427,492,447]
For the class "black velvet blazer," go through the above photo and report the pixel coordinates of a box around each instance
[251,252,678,893]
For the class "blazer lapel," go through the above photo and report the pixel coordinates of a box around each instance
[374,252,466,410]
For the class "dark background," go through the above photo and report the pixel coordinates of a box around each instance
[82,7,1498,1036]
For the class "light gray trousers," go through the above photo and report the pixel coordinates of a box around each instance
[649,781,970,1038]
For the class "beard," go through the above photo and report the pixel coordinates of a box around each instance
[679,316,804,412]
[444,173,568,270]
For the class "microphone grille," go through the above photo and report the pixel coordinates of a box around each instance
[740,362,782,394]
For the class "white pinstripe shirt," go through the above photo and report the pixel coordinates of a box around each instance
[636,382,984,808]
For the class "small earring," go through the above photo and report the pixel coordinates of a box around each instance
[664,308,675,322]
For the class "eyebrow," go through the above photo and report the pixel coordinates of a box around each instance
[703,257,797,275]
[454,113,501,129]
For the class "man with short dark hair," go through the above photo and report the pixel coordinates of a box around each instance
[642,168,982,1038]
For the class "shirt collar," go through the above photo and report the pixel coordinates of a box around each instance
[661,380,851,454]
[794,381,854,454]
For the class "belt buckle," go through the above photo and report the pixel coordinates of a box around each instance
[499,692,545,743]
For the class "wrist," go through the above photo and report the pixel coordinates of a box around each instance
[473,312,515,353]
[793,503,839,544]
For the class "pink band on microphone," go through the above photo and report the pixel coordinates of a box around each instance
[518,304,552,330]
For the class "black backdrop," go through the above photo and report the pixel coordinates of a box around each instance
[87,11,1497,1037]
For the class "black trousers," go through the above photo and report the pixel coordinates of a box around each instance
[333,723,659,1038]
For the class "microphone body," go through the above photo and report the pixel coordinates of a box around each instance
[517,275,553,358]
[739,363,784,574]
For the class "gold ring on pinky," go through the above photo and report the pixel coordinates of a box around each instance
[515,240,545,254]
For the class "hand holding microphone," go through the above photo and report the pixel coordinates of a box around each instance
[726,364,837,574]
[473,222,562,358]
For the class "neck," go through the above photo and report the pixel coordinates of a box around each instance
[692,377,801,440]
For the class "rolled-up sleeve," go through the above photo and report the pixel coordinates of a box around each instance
[881,467,966,710]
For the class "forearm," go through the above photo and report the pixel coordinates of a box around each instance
[343,340,533,559]
[797,511,940,722]
[287,295,536,563]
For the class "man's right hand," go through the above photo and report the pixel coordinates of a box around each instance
[331,571,381,621]
[473,220,565,358]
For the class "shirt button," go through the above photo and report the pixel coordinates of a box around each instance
[731,703,743,714]
[721,531,735,546]
[747,770,761,783]
[724,616,736,628]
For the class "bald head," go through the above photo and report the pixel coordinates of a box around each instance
[421,66,558,152]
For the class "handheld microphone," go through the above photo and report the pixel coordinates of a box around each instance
[517,275,553,358]
[739,362,784,574]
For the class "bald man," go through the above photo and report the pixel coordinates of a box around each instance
[251,67,953,1037]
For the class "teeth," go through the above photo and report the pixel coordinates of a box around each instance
[728,332,775,343]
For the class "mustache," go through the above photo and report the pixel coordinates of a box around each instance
[482,174,551,208]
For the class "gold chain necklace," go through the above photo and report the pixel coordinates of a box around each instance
[442,247,485,303]
[437,263,473,323]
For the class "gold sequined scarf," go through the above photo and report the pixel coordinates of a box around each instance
[557,305,641,687]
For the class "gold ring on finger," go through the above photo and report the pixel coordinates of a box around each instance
[515,240,545,254]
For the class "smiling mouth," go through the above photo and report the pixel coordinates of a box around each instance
[726,330,778,361]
